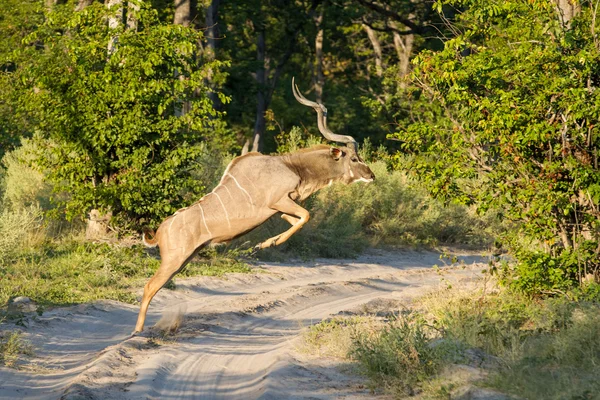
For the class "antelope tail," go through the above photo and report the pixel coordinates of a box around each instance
[142,229,159,248]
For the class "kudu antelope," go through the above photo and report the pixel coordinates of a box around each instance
[133,78,375,333]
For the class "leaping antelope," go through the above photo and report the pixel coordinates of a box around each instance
[133,78,375,333]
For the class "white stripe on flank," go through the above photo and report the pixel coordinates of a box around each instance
[240,170,259,191]
[197,203,212,236]
[227,173,254,207]
[212,192,231,229]
[222,185,235,201]
[169,214,177,232]
[354,177,373,183]
[218,162,233,185]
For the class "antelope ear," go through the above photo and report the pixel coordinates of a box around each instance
[330,147,344,160]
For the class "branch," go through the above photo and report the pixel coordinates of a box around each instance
[360,17,419,35]
[355,0,426,34]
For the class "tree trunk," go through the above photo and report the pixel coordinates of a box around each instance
[205,0,221,111]
[106,0,123,56]
[174,0,192,27]
[127,0,139,31]
[251,29,267,153]
[390,21,414,88]
[314,6,325,103]
[250,11,305,153]
[86,210,114,241]
[76,0,93,11]
[90,0,124,239]
[205,0,220,56]
[45,0,57,10]
[173,0,196,116]
[554,0,581,28]
[362,23,383,78]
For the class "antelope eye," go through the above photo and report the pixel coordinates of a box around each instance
[351,157,358,162]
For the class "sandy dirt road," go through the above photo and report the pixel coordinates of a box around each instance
[0,249,487,400]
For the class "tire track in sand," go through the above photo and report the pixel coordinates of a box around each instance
[0,250,487,400]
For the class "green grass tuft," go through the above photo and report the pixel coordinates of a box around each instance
[349,312,442,396]
[0,238,254,309]
[0,330,34,368]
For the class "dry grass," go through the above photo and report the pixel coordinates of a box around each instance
[300,274,600,399]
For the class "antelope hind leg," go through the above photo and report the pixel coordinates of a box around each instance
[256,198,310,249]
[133,249,194,334]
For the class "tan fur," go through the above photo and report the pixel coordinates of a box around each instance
[133,80,375,334]
[132,145,375,333]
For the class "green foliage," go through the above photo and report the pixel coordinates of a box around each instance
[18,2,233,225]
[423,286,600,399]
[0,206,44,264]
[252,153,495,260]
[0,0,43,157]
[499,250,581,294]
[1,139,53,211]
[393,0,600,291]
[0,240,161,307]
[350,312,441,396]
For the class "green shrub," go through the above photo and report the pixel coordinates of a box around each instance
[350,312,441,396]
[489,303,600,399]
[251,156,496,259]
[0,205,44,263]
[421,285,600,399]
[1,138,53,211]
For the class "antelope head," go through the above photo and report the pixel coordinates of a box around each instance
[292,77,374,184]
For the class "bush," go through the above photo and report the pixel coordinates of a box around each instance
[21,3,232,226]
[302,316,374,359]
[250,155,496,259]
[300,313,444,396]
[0,206,44,263]
[394,0,600,292]
[350,312,441,396]
[421,285,600,399]
[1,138,53,211]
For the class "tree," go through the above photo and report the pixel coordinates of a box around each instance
[0,0,45,159]
[20,2,232,226]
[395,0,600,291]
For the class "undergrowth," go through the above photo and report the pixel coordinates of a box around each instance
[0,236,253,310]
[301,279,600,399]
[425,288,600,399]
[245,160,498,260]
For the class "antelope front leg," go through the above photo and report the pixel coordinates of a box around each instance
[281,214,300,225]
[256,198,310,249]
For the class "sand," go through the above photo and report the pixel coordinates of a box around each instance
[0,249,488,400]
